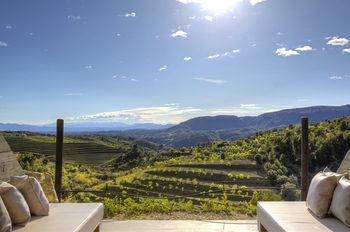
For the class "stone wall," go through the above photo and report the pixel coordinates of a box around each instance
[338,149,350,174]
[0,134,24,181]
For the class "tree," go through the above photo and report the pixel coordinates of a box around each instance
[129,144,140,160]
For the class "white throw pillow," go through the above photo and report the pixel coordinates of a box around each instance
[0,181,31,226]
[0,195,12,232]
[10,175,49,216]
[330,176,350,227]
[306,168,343,218]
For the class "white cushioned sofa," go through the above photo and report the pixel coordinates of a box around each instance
[257,201,350,232]
[257,151,350,232]
[13,203,103,232]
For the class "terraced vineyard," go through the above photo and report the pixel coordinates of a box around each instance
[4,132,135,165]
[105,159,274,205]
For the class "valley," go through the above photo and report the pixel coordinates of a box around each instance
[6,116,350,218]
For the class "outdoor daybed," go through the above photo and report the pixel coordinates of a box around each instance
[0,134,103,232]
[13,203,103,232]
[257,201,350,232]
[257,150,350,232]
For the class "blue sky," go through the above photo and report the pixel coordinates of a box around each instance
[0,0,349,124]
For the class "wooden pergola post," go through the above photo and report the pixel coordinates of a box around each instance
[55,119,64,202]
[301,117,309,201]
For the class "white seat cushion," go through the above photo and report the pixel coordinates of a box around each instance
[10,175,49,216]
[0,196,12,232]
[0,181,31,226]
[330,177,350,227]
[257,201,350,232]
[13,203,103,232]
[306,170,342,218]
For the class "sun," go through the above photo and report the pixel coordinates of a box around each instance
[199,0,241,15]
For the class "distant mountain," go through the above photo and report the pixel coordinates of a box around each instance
[0,122,173,133]
[0,123,53,133]
[172,115,246,131]
[247,105,350,129]
[173,105,350,131]
[102,104,350,147]
[2,105,350,147]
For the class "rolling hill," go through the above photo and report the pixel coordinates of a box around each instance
[103,104,350,147]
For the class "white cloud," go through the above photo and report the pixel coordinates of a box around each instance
[159,65,167,71]
[171,30,188,38]
[343,48,350,53]
[189,16,196,20]
[204,15,213,22]
[66,103,285,124]
[64,93,83,96]
[112,75,128,79]
[0,41,8,47]
[125,12,136,17]
[164,103,180,106]
[66,105,203,124]
[275,47,300,57]
[84,65,93,69]
[208,105,275,116]
[184,56,192,61]
[193,77,227,84]
[208,54,220,59]
[112,75,138,82]
[223,49,240,56]
[326,36,349,46]
[250,0,267,6]
[329,76,342,80]
[295,45,315,52]
[116,33,121,37]
[67,15,81,20]
[208,49,240,59]
[5,25,12,29]
[240,104,261,109]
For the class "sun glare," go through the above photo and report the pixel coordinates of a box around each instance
[199,0,241,15]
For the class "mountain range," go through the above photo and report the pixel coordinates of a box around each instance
[0,122,173,133]
[1,104,350,147]
[99,104,350,147]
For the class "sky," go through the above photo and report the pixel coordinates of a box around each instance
[0,0,349,125]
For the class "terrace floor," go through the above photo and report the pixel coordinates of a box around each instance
[101,220,258,232]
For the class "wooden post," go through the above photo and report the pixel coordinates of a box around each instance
[55,119,64,202]
[301,117,309,201]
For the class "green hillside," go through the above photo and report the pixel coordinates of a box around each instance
[10,117,350,219]
[4,132,158,166]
